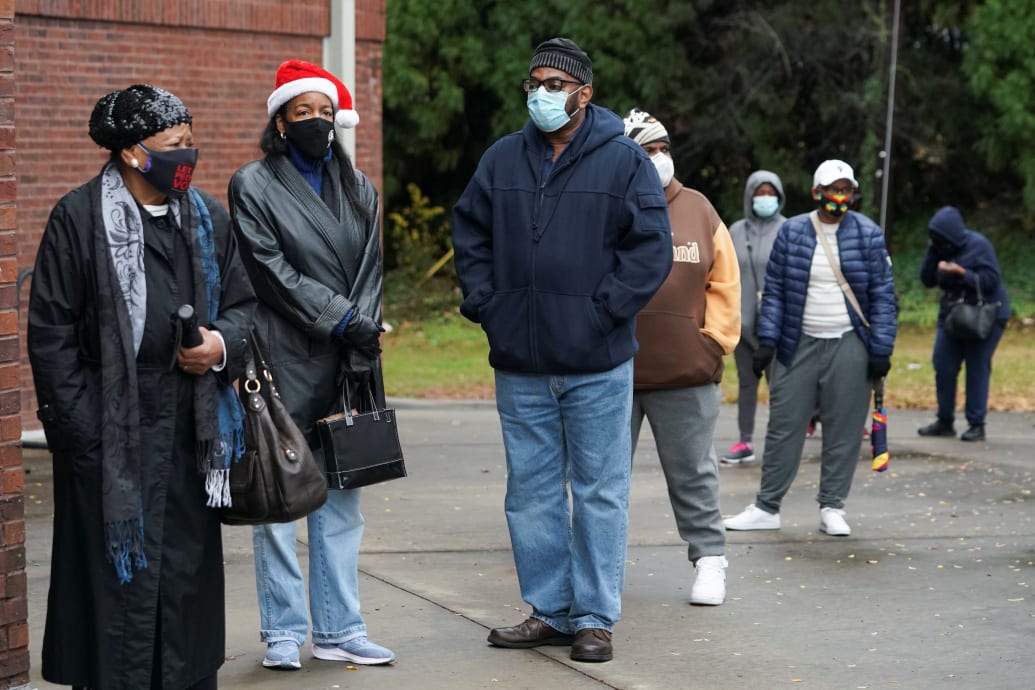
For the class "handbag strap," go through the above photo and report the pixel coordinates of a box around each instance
[809,211,871,330]
[245,327,278,398]
[338,379,381,427]
[944,275,987,306]
[973,278,984,303]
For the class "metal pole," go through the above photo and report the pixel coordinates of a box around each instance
[879,0,902,231]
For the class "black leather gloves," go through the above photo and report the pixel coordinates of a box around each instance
[867,357,891,380]
[342,313,384,359]
[752,345,775,380]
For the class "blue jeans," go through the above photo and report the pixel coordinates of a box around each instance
[253,488,367,646]
[494,359,633,633]
[933,322,1005,427]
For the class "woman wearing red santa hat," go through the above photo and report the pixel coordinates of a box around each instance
[229,60,395,671]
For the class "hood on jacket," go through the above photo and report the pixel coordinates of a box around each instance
[521,102,626,162]
[928,205,966,247]
[742,169,786,220]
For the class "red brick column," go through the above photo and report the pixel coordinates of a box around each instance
[0,3,27,686]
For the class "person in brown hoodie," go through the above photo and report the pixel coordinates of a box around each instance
[622,109,741,605]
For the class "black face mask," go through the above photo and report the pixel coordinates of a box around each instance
[929,235,956,258]
[138,144,198,198]
[284,117,335,160]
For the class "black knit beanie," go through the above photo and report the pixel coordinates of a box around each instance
[529,38,593,84]
[89,84,192,152]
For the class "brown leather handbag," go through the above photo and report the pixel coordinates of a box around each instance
[220,336,328,525]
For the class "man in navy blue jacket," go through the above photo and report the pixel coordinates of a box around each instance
[452,37,672,663]
[724,160,897,538]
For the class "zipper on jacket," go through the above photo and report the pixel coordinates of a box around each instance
[533,176,547,242]
[529,153,580,370]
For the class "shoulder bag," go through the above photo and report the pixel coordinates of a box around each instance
[317,379,407,490]
[942,280,999,342]
[220,334,328,525]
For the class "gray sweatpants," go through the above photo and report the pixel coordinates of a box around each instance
[755,332,871,513]
[631,384,725,562]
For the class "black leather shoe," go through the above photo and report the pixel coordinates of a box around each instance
[570,628,612,662]
[960,424,985,442]
[487,618,573,648]
[918,420,955,437]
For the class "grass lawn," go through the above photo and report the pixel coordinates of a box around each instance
[381,306,1035,412]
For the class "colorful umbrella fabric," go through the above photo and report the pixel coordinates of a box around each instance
[871,377,888,472]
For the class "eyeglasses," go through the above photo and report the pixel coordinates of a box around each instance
[821,185,855,197]
[521,77,583,93]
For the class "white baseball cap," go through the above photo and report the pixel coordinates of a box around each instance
[813,159,858,188]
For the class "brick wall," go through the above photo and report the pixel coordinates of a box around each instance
[355,0,384,188]
[0,0,25,684]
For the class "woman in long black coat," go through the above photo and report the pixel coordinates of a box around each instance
[27,85,256,690]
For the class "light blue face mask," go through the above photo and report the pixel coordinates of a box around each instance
[752,195,780,218]
[527,85,582,133]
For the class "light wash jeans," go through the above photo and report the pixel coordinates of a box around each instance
[494,359,633,633]
[253,487,367,646]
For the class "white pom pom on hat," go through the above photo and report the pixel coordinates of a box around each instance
[266,59,359,129]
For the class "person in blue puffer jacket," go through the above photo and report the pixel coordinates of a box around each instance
[724,159,897,538]
[452,38,672,663]
[917,206,1009,442]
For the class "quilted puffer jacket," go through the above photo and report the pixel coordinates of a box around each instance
[757,210,897,365]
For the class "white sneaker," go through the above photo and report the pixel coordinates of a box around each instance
[690,555,727,605]
[724,504,780,531]
[819,507,851,536]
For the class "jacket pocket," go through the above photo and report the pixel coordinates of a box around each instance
[535,292,611,370]
[634,312,724,386]
[481,289,531,370]
[39,377,101,454]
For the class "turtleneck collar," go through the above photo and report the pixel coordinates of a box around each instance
[287,142,333,195]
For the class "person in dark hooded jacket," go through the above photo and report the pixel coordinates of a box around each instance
[724,170,786,463]
[917,206,1009,442]
[453,38,672,663]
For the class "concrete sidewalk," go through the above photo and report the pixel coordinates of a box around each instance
[22,401,1035,690]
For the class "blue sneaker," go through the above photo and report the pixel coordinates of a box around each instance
[313,636,396,665]
[262,639,301,670]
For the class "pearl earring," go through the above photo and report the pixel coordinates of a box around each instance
[279,132,286,140]
[130,158,139,168]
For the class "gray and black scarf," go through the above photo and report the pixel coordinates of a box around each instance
[96,163,244,583]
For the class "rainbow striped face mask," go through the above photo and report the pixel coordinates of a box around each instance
[815,190,851,217]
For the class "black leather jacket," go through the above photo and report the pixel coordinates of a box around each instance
[229,153,382,440]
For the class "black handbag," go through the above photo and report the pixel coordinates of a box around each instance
[220,336,328,525]
[316,380,407,490]
[943,282,1000,342]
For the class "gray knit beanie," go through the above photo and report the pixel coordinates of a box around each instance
[529,38,593,85]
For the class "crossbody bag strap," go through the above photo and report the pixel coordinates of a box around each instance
[809,211,871,330]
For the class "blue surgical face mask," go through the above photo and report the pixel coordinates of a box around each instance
[752,195,780,218]
[527,85,582,133]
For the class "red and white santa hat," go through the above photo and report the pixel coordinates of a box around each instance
[266,59,359,129]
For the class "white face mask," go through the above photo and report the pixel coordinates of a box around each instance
[650,152,674,188]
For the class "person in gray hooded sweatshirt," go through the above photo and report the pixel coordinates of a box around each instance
[723,170,786,463]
